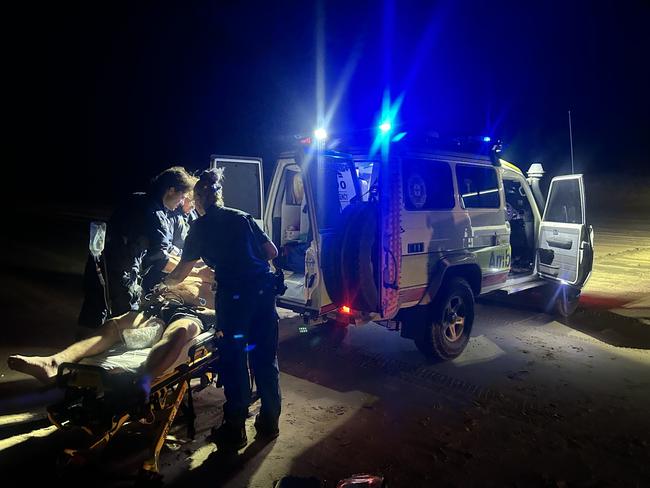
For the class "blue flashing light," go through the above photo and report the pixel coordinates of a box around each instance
[392,131,407,142]
[233,333,244,339]
[369,89,405,159]
[483,136,491,142]
[314,128,328,140]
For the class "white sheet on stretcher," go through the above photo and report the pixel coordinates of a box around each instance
[79,330,216,375]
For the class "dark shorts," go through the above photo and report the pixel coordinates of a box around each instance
[141,299,216,332]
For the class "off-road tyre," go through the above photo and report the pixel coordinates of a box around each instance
[415,277,474,361]
[552,285,581,318]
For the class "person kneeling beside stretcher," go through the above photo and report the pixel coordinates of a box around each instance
[7,264,218,392]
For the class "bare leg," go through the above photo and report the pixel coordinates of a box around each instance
[7,311,141,384]
[141,317,201,381]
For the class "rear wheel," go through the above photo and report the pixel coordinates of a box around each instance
[415,278,474,361]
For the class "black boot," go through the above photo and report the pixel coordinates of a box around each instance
[210,422,248,450]
[254,414,279,440]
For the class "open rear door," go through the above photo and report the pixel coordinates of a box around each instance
[210,155,264,227]
[537,174,593,287]
[378,155,402,319]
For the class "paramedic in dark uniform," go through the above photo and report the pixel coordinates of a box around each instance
[162,168,281,450]
[78,166,195,329]
[170,176,199,254]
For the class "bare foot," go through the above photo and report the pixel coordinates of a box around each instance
[7,355,59,384]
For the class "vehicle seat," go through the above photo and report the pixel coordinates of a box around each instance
[510,219,528,262]
[279,241,309,274]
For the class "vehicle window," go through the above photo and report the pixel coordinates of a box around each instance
[354,160,377,202]
[503,179,534,222]
[311,156,359,230]
[285,170,304,205]
[211,160,262,218]
[402,158,455,210]
[455,165,500,209]
[337,166,356,209]
[544,178,583,224]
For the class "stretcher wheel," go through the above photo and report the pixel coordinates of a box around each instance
[136,468,164,487]
[55,450,88,479]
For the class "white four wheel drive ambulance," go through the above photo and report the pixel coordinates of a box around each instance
[211,137,594,361]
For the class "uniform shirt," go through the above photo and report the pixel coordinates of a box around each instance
[182,205,271,290]
[106,192,175,296]
[171,208,199,253]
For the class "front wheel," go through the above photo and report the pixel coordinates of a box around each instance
[552,285,581,318]
[415,278,474,361]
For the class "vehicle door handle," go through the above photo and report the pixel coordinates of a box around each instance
[307,274,316,288]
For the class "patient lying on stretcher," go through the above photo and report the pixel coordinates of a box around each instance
[8,263,218,386]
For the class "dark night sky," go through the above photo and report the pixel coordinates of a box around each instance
[10,1,650,205]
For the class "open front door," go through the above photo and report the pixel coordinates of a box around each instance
[210,155,264,227]
[537,174,593,288]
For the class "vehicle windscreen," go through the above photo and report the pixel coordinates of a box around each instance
[311,155,360,231]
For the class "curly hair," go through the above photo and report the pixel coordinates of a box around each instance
[195,167,225,208]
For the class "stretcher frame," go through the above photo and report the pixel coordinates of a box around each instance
[46,330,220,481]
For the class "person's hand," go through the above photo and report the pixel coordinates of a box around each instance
[192,264,215,282]
[151,282,169,296]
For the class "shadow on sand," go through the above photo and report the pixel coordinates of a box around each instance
[167,436,279,487]
[479,287,650,349]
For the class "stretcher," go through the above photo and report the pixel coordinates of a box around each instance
[46,328,220,482]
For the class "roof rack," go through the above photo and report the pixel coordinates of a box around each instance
[287,130,506,166]
[333,131,503,160]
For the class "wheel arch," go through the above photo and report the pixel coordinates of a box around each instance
[422,254,482,305]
